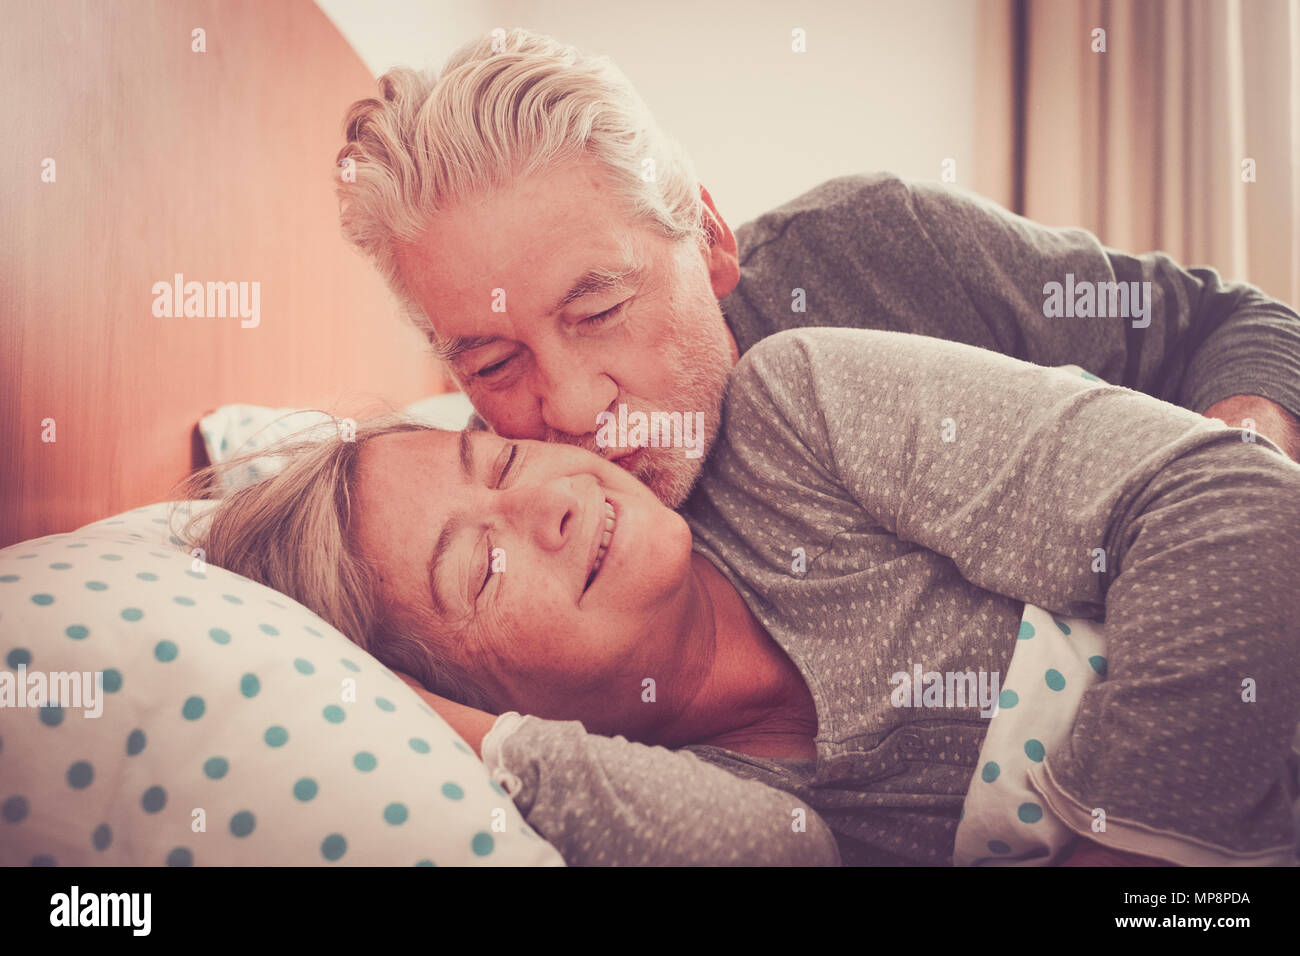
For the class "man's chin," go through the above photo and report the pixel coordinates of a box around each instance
[636,450,706,509]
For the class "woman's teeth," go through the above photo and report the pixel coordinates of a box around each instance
[587,499,616,586]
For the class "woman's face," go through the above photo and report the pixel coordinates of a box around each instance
[350,428,697,719]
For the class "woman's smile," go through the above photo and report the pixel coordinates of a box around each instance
[582,496,618,596]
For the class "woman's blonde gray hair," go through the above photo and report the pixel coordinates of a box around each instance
[175,417,494,710]
[335,27,706,336]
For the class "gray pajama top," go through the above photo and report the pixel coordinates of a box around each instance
[483,328,1300,866]
[476,175,1300,865]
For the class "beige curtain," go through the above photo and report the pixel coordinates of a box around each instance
[975,0,1300,306]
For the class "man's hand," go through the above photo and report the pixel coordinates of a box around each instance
[393,670,498,758]
[1203,394,1300,462]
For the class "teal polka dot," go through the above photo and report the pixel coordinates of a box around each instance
[209,628,231,645]
[3,795,30,822]
[120,607,143,621]
[229,811,255,837]
[182,696,205,720]
[1025,739,1046,762]
[375,697,395,712]
[67,761,94,789]
[1045,669,1066,691]
[353,752,377,772]
[154,640,177,662]
[322,705,345,724]
[126,729,146,755]
[259,624,279,636]
[384,803,408,825]
[172,595,196,607]
[136,572,158,582]
[1054,619,1072,634]
[293,778,318,801]
[49,562,71,570]
[980,761,1000,783]
[222,594,243,605]
[100,554,122,562]
[441,782,464,800]
[490,779,507,797]
[415,859,435,867]
[304,626,322,637]
[340,658,360,672]
[321,834,347,861]
[988,840,1012,854]
[0,574,18,582]
[185,570,206,580]
[240,674,260,698]
[1081,371,1101,382]
[30,594,54,606]
[471,832,494,856]
[998,689,1019,709]
[39,705,64,727]
[141,786,167,813]
[1089,655,1108,676]
[6,648,31,669]
[453,740,472,755]
[1018,802,1044,824]
[92,823,112,851]
[101,669,122,693]
[293,658,314,675]
[1017,620,1035,639]
[67,543,88,548]
[408,738,430,754]
[166,847,193,866]
[85,581,108,591]
[65,625,89,640]
[204,757,228,779]
[264,726,288,747]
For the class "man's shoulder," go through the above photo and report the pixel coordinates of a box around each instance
[736,172,913,250]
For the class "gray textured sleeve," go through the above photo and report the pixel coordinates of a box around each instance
[724,327,1300,618]
[490,715,841,866]
[906,180,1300,418]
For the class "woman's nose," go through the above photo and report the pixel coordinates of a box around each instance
[501,476,592,552]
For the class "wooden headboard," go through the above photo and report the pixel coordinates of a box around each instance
[0,0,445,548]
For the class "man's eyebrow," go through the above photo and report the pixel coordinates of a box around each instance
[552,262,646,314]
[431,334,499,364]
[427,430,477,616]
[429,260,645,363]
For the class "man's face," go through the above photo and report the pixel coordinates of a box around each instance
[394,158,740,507]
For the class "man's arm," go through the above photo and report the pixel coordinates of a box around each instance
[730,174,1300,458]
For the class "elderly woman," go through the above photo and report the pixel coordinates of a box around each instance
[187,327,1300,867]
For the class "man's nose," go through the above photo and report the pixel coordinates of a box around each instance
[536,361,618,439]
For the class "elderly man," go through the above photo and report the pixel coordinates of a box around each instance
[333,28,1300,865]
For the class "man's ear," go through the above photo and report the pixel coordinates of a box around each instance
[699,184,739,299]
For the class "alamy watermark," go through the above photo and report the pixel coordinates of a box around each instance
[0,665,103,718]
[1042,273,1152,328]
[890,664,1001,718]
[595,403,706,459]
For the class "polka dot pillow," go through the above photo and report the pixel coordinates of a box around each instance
[0,502,562,867]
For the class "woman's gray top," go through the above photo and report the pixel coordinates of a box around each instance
[482,327,1300,866]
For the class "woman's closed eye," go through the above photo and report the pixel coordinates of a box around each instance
[471,442,520,599]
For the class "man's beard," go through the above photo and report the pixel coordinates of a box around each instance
[544,303,733,509]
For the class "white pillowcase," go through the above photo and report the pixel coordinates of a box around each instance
[198,392,475,491]
[0,502,562,867]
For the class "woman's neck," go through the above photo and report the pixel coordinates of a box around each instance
[642,553,818,757]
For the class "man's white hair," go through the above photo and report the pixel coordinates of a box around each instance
[335,28,706,335]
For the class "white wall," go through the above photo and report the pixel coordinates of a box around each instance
[315,0,982,228]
